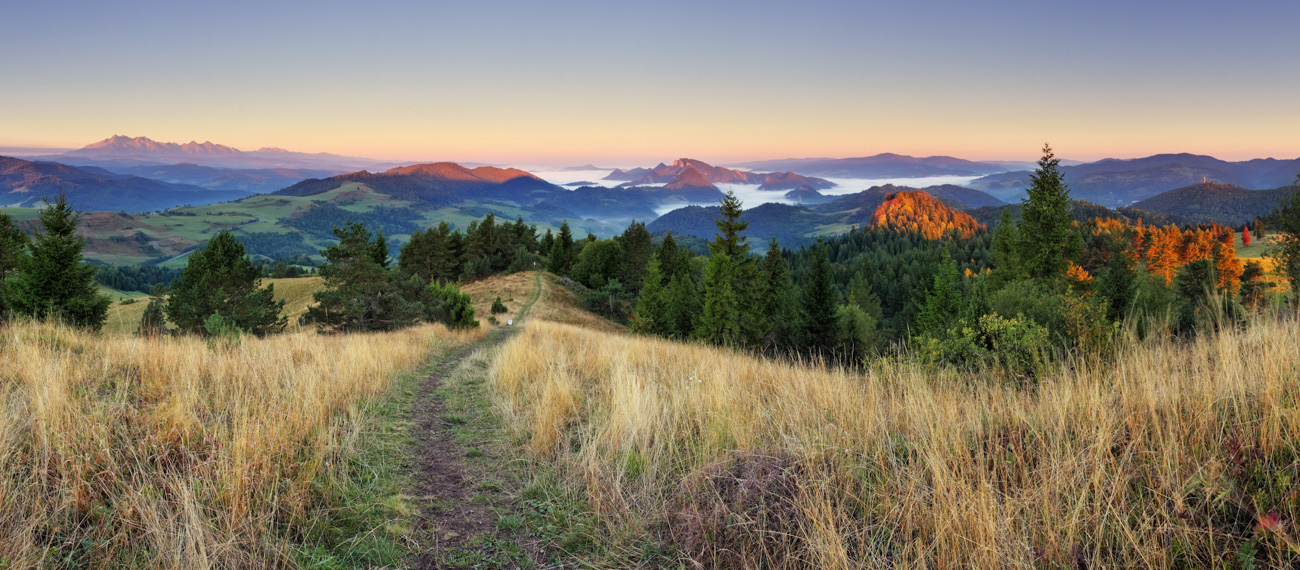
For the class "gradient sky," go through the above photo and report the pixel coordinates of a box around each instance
[2,0,1297,165]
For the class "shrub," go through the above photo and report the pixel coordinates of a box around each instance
[491,296,508,314]
[428,280,478,329]
[914,313,1049,381]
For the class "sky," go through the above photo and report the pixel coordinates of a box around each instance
[2,0,1297,165]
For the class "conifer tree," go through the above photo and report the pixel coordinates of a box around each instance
[694,253,740,345]
[547,221,574,275]
[5,193,110,330]
[758,238,799,350]
[540,228,554,256]
[1096,239,1138,322]
[630,258,670,335]
[306,221,422,332]
[1018,144,1080,280]
[915,252,962,338]
[707,190,763,345]
[657,232,680,279]
[797,240,839,352]
[0,212,28,317]
[166,230,286,336]
[990,207,1023,287]
[399,221,457,283]
[620,221,654,293]
[666,253,701,338]
[371,230,391,268]
[835,303,876,365]
[1267,175,1300,297]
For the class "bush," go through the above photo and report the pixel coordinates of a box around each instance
[914,313,1049,381]
[428,280,478,329]
[491,296,508,314]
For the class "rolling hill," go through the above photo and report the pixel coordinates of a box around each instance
[1,155,253,212]
[1130,182,1299,224]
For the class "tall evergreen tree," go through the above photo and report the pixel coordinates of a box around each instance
[629,258,671,335]
[5,194,110,330]
[914,252,962,338]
[1267,174,1300,298]
[657,232,680,278]
[707,190,763,345]
[694,252,740,345]
[399,221,458,283]
[666,251,701,339]
[371,230,391,268]
[540,228,554,254]
[1096,239,1138,322]
[0,212,28,317]
[547,221,574,275]
[1018,144,1080,280]
[758,238,799,350]
[166,230,286,336]
[797,240,839,353]
[990,207,1023,287]
[620,221,655,293]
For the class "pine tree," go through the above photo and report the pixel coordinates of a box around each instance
[797,240,839,353]
[990,207,1023,286]
[708,190,762,345]
[371,230,391,268]
[1096,239,1138,322]
[5,193,110,330]
[694,253,740,345]
[306,221,422,332]
[1267,175,1300,298]
[547,221,574,275]
[915,252,962,338]
[758,238,799,350]
[399,221,457,283]
[629,258,671,335]
[540,228,555,255]
[620,221,654,293]
[657,232,680,278]
[666,255,701,339]
[166,230,286,336]
[0,212,28,317]
[1019,144,1080,281]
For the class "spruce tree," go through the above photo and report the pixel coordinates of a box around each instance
[657,232,680,278]
[694,253,740,345]
[371,230,391,268]
[759,238,799,350]
[1096,239,1138,322]
[708,190,762,346]
[666,254,701,339]
[540,228,554,255]
[1267,174,1300,298]
[0,212,28,317]
[797,240,839,353]
[5,193,110,330]
[620,221,654,293]
[399,221,457,283]
[915,252,962,338]
[166,230,286,336]
[990,207,1023,287]
[630,258,671,335]
[547,221,574,275]
[1019,144,1080,281]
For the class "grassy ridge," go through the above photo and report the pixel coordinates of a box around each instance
[491,318,1300,568]
[0,319,487,567]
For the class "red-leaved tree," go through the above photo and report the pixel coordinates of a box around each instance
[1243,225,1251,247]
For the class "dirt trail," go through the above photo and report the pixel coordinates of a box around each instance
[409,272,542,569]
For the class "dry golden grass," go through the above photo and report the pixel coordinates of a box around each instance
[0,318,486,567]
[492,317,1300,568]
[461,270,540,326]
[526,273,627,334]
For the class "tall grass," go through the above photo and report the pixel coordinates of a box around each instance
[0,319,485,567]
[492,316,1300,568]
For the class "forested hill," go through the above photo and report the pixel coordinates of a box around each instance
[1130,182,1299,225]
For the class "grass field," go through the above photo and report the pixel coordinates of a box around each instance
[0,318,488,567]
[490,315,1300,568]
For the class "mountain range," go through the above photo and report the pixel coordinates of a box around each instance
[1130,182,1298,225]
[604,158,835,191]
[969,153,1300,206]
[732,153,1012,178]
[58,135,388,171]
[0,155,252,212]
